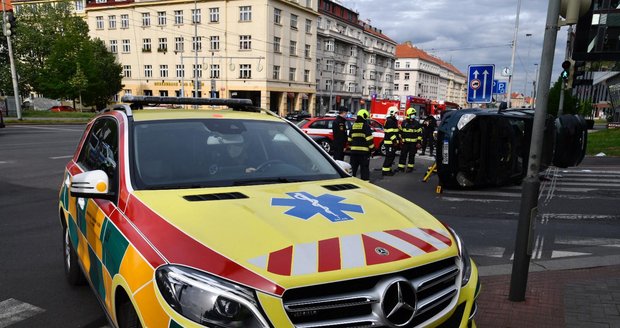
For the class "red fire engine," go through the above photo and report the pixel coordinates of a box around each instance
[368,97,401,125]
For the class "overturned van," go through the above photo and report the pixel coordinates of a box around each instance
[435,108,587,188]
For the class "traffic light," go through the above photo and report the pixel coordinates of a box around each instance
[567,60,586,88]
[560,0,592,26]
[561,60,571,82]
[2,11,16,37]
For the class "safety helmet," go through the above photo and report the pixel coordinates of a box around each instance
[387,106,398,117]
[406,107,417,116]
[357,109,369,120]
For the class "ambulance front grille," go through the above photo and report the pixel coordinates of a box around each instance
[282,257,460,328]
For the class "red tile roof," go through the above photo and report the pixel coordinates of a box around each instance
[396,42,465,77]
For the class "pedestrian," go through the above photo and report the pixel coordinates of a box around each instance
[398,108,423,172]
[348,109,374,181]
[332,106,348,161]
[381,106,400,176]
[421,114,437,156]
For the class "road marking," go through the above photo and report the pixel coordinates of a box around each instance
[49,155,73,160]
[10,125,83,132]
[541,214,620,221]
[551,250,591,258]
[0,298,45,328]
[440,197,509,203]
[469,246,505,258]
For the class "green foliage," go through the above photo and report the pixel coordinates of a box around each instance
[2,0,122,107]
[547,76,579,117]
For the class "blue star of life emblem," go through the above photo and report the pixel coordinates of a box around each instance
[271,192,364,222]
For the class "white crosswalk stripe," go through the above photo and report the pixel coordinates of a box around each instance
[0,298,45,328]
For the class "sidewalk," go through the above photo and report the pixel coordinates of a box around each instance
[475,265,620,327]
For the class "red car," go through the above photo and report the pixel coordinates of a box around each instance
[296,116,386,154]
[49,105,76,112]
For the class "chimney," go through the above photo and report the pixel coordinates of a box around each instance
[404,41,413,47]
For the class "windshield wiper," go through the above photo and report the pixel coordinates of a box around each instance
[232,178,307,186]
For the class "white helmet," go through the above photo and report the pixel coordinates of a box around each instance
[387,106,398,117]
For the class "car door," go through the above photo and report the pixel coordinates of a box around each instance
[72,118,120,301]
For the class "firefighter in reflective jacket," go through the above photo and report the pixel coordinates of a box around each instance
[381,106,401,176]
[398,108,423,172]
[348,109,374,181]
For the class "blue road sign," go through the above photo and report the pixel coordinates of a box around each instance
[492,80,507,94]
[467,65,495,103]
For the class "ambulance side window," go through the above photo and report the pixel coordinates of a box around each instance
[77,118,119,194]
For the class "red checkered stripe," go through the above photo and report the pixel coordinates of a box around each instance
[248,227,453,276]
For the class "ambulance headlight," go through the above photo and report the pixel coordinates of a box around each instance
[447,227,473,286]
[156,265,269,327]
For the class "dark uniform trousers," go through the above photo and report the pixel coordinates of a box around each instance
[348,119,374,181]
[398,119,422,171]
[350,154,370,181]
[382,116,400,174]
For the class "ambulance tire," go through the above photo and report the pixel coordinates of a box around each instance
[63,227,86,286]
[117,301,142,328]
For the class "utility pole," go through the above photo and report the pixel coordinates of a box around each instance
[558,25,573,116]
[2,0,22,120]
[328,57,334,113]
[509,0,560,302]
[193,0,199,98]
[506,0,522,108]
[524,33,532,102]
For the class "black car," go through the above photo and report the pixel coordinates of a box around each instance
[435,108,587,188]
[285,110,311,121]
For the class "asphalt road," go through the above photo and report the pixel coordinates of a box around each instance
[1,124,619,327]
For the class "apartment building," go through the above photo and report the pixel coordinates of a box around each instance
[315,0,396,115]
[394,41,467,108]
[85,0,318,115]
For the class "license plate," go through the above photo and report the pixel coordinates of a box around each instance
[442,140,449,164]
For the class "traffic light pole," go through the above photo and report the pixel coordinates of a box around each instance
[1,0,22,120]
[509,0,560,302]
[558,25,573,117]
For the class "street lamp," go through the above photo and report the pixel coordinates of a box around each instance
[506,0,523,108]
[531,63,539,107]
[524,33,532,104]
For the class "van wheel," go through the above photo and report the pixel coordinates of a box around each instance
[63,227,86,286]
[117,301,142,328]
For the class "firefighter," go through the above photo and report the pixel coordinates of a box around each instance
[332,107,348,161]
[398,108,423,172]
[381,106,400,176]
[348,109,374,181]
[421,114,437,156]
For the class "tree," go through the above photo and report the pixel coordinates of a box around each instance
[79,39,123,109]
[546,77,579,117]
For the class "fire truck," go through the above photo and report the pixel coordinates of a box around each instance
[368,97,401,125]
[405,97,461,118]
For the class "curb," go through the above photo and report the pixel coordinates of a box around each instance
[477,254,620,277]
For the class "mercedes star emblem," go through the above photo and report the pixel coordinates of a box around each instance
[381,279,417,326]
[375,247,390,256]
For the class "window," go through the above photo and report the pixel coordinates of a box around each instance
[142,13,151,27]
[325,79,332,91]
[96,16,104,29]
[369,71,375,80]
[369,54,376,64]
[289,41,297,56]
[348,65,356,75]
[158,38,168,52]
[108,15,116,29]
[324,40,334,52]
[174,10,183,25]
[290,14,298,29]
[109,40,118,53]
[123,65,131,78]
[239,6,252,21]
[210,36,220,50]
[326,59,333,71]
[175,37,184,52]
[157,11,166,25]
[304,44,311,58]
[122,39,130,53]
[395,72,400,80]
[78,119,118,182]
[394,84,399,91]
[142,38,151,52]
[273,37,281,52]
[273,65,280,79]
[304,69,310,82]
[144,65,153,78]
[159,90,169,97]
[209,7,219,22]
[305,19,312,33]
[240,35,251,50]
[160,65,168,78]
[395,62,400,68]
[404,84,409,91]
[192,9,201,24]
[176,64,184,78]
[289,67,296,81]
[350,46,357,56]
[274,8,281,24]
[239,64,252,79]
[74,0,84,11]
[348,83,356,92]
[192,36,202,51]
[210,64,220,78]
[404,73,410,80]
[405,62,411,68]
[193,64,202,78]
[121,14,129,28]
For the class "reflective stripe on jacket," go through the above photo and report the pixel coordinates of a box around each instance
[399,119,423,143]
[383,116,400,145]
[348,117,374,154]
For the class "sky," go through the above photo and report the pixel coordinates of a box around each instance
[340,0,570,98]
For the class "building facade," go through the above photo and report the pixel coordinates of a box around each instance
[85,0,318,115]
[315,0,396,115]
[393,41,466,108]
